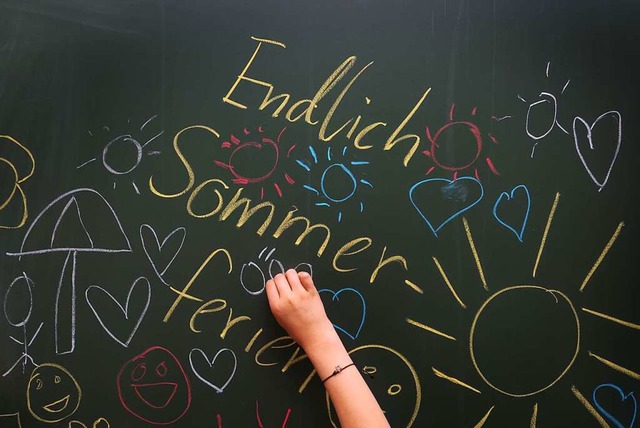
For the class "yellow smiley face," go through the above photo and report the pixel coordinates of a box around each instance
[27,363,82,423]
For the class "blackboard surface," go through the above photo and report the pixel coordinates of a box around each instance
[1,1,639,427]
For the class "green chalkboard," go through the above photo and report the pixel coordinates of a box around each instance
[1,1,639,427]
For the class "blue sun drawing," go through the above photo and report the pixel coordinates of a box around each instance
[297,145,373,223]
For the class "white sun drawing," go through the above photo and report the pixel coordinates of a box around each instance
[77,115,164,194]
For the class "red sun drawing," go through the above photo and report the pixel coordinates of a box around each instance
[423,104,503,180]
[213,126,297,199]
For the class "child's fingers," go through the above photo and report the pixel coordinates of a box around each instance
[285,269,304,292]
[298,271,317,293]
[273,273,292,297]
[265,278,279,304]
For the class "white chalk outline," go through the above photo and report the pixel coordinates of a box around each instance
[294,262,314,277]
[525,92,569,158]
[2,272,43,377]
[240,262,266,296]
[102,135,143,175]
[85,277,151,347]
[7,188,132,257]
[52,252,75,354]
[241,248,314,296]
[269,259,285,279]
[7,188,132,355]
[51,197,94,249]
[140,114,158,131]
[189,348,237,393]
[4,272,34,327]
[521,63,572,158]
[573,111,622,192]
[139,224,186,286]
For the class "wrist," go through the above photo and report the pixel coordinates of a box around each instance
[301,325,353,380]
[300,321,344,356]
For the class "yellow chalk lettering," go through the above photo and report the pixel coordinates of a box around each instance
[258,88,291,118]
[303,57,356,126]
[298,368,318,393]
[255,336,297,367]
[149,125,219,198]
[319,61,374,141]
[220,188,275,236]
[281,346,310,373]
[245,328,264,352]
[93,417,110,428]
[272,208,331,256]
[285,98,314,122]
[220,308,252,339]
[354,121,387,150]
[187,179,229,218]
[222,36,286,109]
[163,248,233,323]
[384,87,431,166]
[346,97,371,139]
[189,299,227,333]
[369,246,408,283]
[332,237,373,273]
[346,115,363,139]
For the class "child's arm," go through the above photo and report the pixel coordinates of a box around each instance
[266,269,390,428]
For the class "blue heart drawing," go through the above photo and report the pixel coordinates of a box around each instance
[593,383,637,428]
[318,288,366,340]
[492,185,531,242]
[409,177,484,237]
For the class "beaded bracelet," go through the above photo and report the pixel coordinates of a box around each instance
[321,363,356,384]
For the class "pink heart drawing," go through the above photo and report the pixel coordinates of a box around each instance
[573,111,622,192]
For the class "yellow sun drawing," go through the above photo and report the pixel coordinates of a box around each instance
[406,192,636,426]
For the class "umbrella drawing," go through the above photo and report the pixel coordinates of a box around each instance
[6,188,131,354]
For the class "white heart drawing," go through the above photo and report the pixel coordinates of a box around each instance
[85,277,151,347]
[140,224,186,285]
[573,111,622,192]
[189,348,237,393]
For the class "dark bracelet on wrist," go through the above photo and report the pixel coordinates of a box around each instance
[321,363,356,384]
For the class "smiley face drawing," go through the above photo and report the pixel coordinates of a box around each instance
[26,363,82,423]
[326,344,421,428]
[117,346,191,425]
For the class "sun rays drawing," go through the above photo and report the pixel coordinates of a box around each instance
[213,125,297,199]
[406,192,634,426]
[297,145,373,223]
[77,115,164,194]
[423,104,503,181]
[518,61,572,159]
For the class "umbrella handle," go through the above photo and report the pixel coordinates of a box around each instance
[55,251,77,355]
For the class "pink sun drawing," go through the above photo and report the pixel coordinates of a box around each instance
[423,104,503,180]
[213,125,298,199]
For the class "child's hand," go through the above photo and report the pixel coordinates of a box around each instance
[266,270,390,428]
[265,270,338,352]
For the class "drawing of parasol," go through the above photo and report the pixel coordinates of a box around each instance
[6,188,131,354]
